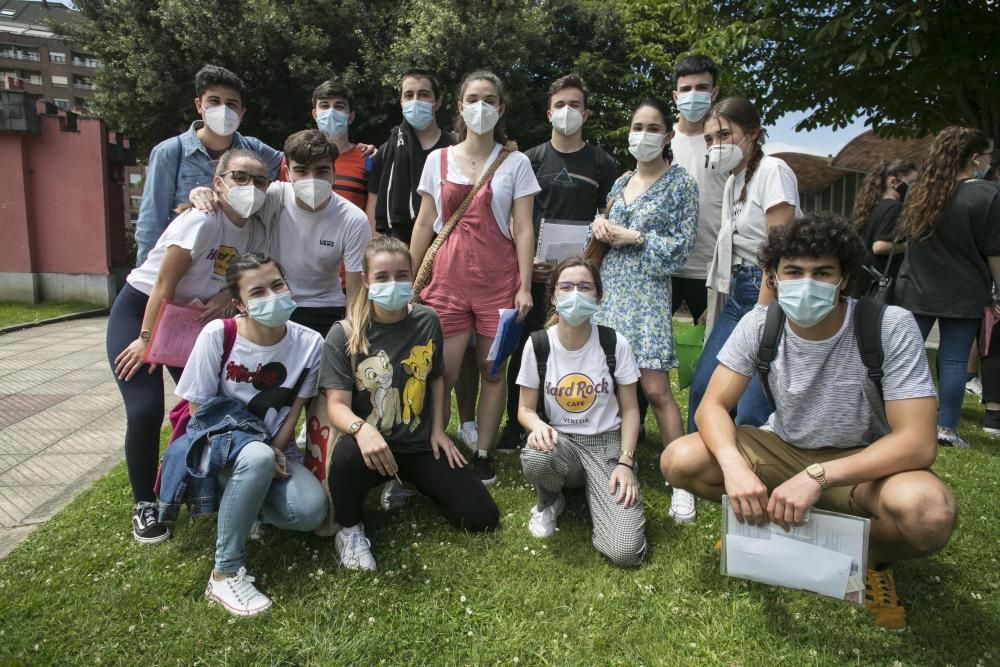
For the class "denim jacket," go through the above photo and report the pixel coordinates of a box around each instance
[134,121,283,265]
[158,396,270,522]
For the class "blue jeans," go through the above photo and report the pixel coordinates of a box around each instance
[914,315,981,430]
[215,441,327,573]
[687,265,772,432]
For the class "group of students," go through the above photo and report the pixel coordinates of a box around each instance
[103,56,999,630]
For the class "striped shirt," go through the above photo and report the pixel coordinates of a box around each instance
[717,300,936,450]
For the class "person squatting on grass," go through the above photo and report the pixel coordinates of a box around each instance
[517,257,647,567]
[661,212,958,632]
[165,253,328,617]
[320,236,500,572]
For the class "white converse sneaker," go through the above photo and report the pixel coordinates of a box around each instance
[528,494,565,538]
[380,479,417,511]
[205,567,271,616]
[335,524,377,571]
[965,376,983,398]
[458,421,479,453]
[668,488,697,525]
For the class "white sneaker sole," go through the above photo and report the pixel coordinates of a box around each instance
[983,426,1000,436]
[668,508,697,525]
[133,526,171,544]
[528,497,565,538]
[205,586,272,616]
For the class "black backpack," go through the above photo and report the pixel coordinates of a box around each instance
[530,326,618,423]
[756,297,886,409]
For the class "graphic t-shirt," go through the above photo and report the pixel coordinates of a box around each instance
[319,305,445,453]
[671,127,728,279]
[127,208,256,303]
[516,324,641,435]
[175,319,324,453]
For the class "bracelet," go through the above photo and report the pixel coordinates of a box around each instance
[616,462,633,470]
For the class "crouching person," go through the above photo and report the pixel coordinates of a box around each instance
[661,213,957,631]
[159,253,328,616]
[321,236,500,572]
[517,257,646,567]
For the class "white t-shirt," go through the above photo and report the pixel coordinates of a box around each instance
[730,155,801,264]
[417,144,541,240]
[265,182,371,308]
[175,319,323,446]
[671,127,727,279]
[127,208,255,303]
[516,324,641,435]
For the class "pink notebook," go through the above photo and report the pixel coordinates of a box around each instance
[143,299,208,368]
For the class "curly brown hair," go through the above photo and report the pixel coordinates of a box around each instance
[758,212,865,293]
[897,126,993,240]
[852,159,918,233]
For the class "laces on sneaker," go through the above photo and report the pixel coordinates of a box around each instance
[135,502,158,529]
[672,492,696,514]
[227,567,260,604]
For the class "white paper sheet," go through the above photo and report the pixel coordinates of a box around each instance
[537,220,590,264]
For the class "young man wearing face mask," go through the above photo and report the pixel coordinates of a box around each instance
[662,213,956,633]
[134,64,284,266]
[497,74,619,452]
[366,69,457,244]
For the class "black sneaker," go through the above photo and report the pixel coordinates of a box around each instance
[984,410,1000,436]
[496,425,523,454]
[471,450,497,485]
[132,501,170,544]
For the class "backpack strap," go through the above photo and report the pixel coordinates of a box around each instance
[756,304,786,410]
[530,330,552,423]
[596,325,618,394]
[855,297,886,400]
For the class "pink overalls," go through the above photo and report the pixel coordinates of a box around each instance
[421,147,520,338]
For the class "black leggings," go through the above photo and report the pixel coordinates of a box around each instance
[106,284,182,503]
[289,305,345,339]
[331,436,500,531]
[670,276,708,323]
[982,319,1000,404]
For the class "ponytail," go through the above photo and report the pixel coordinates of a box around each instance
[345,235,413,357]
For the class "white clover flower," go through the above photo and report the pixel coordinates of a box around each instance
[460,595,467,603]
[368,617,375,624]
[466,607,473,615]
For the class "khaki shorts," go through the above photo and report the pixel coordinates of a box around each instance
[733,426,868,516]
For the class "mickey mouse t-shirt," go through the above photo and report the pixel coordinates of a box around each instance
[319,305,444,454]
[176,319,324,455]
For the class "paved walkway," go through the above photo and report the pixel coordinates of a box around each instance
[0,317,170,557]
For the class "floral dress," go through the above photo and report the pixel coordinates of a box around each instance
[593,165,698,371]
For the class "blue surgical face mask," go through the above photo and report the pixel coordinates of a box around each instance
[246,291,297,328]
[402,100,435,131]
[972,157,991,180]
[556,290,600,326]
[776,277,840,328]
[316,108,349,139]
[368,281,413,311]
[676,90,712,123]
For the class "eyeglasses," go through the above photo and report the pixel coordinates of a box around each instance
[556,281,596,293]
[222,170,269,189]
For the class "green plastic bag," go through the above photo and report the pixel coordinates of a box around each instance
[675,323,705,390]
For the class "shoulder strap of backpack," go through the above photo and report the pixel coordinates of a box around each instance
[220,318,237,368]
[530,330,551,423]
[756,304,786,410]
[596,325,618,393]
[855,297,886,400]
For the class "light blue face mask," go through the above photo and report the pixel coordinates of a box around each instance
[246,292,297,328]
[316,108,350,139]
[368,281,413,311]
[556,290,600,326]
[776,277,840,328]
[402,100,435,131]
[676,90,712,123]
[972,157,991,179]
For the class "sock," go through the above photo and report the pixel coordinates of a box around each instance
[461,421,477,431]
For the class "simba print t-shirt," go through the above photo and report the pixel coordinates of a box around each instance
[319,304,445,453]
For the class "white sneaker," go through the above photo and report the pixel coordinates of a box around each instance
[335,524,377,571]
[528,494,565,538]
[965,377,983,398]
[380,479,417,511]
[669,488,697,525]
[205,567,271,616]
[248,521,264,541]
[458,421,479,453]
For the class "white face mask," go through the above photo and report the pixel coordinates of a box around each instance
[203,104,241,136]
[223,183,265,218]
[550,106,584,136]
[708,135,750,172]
[292,178,333,209]
[628,131,665,162]
[461,101,500,135]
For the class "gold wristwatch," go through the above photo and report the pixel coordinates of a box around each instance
[139,329,152,341]
[348,419,365,435]
[806,463,830,489]
[619,448,636,462]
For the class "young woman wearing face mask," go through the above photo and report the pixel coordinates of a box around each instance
[516,258,646,567]
[589,99,698,455]
[688,97,801,434]
[168,253,326,616]
[320,236,500,572]
[894,127,1000,449]
[409,70,541,484]
[106,149,270,545]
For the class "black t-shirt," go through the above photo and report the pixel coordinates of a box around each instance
[523,141,619,238]
[367,131,455,195]
[896,180,1000,318]
[853,199,904,297]
[319,305,445,453]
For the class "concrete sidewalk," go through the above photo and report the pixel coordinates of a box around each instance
[0,316,165,557]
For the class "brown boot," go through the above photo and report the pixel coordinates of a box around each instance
[864,567,908,632]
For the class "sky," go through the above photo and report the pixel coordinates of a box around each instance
[764,110,869,158]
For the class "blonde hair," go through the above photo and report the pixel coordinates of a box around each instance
[345,235,413,357]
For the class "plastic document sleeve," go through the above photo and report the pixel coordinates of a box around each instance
[143,299,208,368]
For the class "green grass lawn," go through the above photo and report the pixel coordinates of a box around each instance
[1,328,998,665]
[0,300,103,329]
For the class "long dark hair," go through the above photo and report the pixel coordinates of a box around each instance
[706,97,764,203]
[453,70,509,144]
[224,252,287,303]
[633,98,674,162]
[852,159,918,232]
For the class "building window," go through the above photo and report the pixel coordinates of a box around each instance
[129,195,142,209]
[73,76,94,90]
[25,71,42,85]
[53,98,70,110]
[0,46,40,61]
[129,173,143,186]
[72,54,99,68]
[49,51,66,64]
[51,74,68,86]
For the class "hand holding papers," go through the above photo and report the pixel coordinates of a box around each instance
[486,309,525,376]
[143,299,209,368]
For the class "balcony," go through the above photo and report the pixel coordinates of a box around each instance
[0,49,41,62]
[72,56,99,68]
